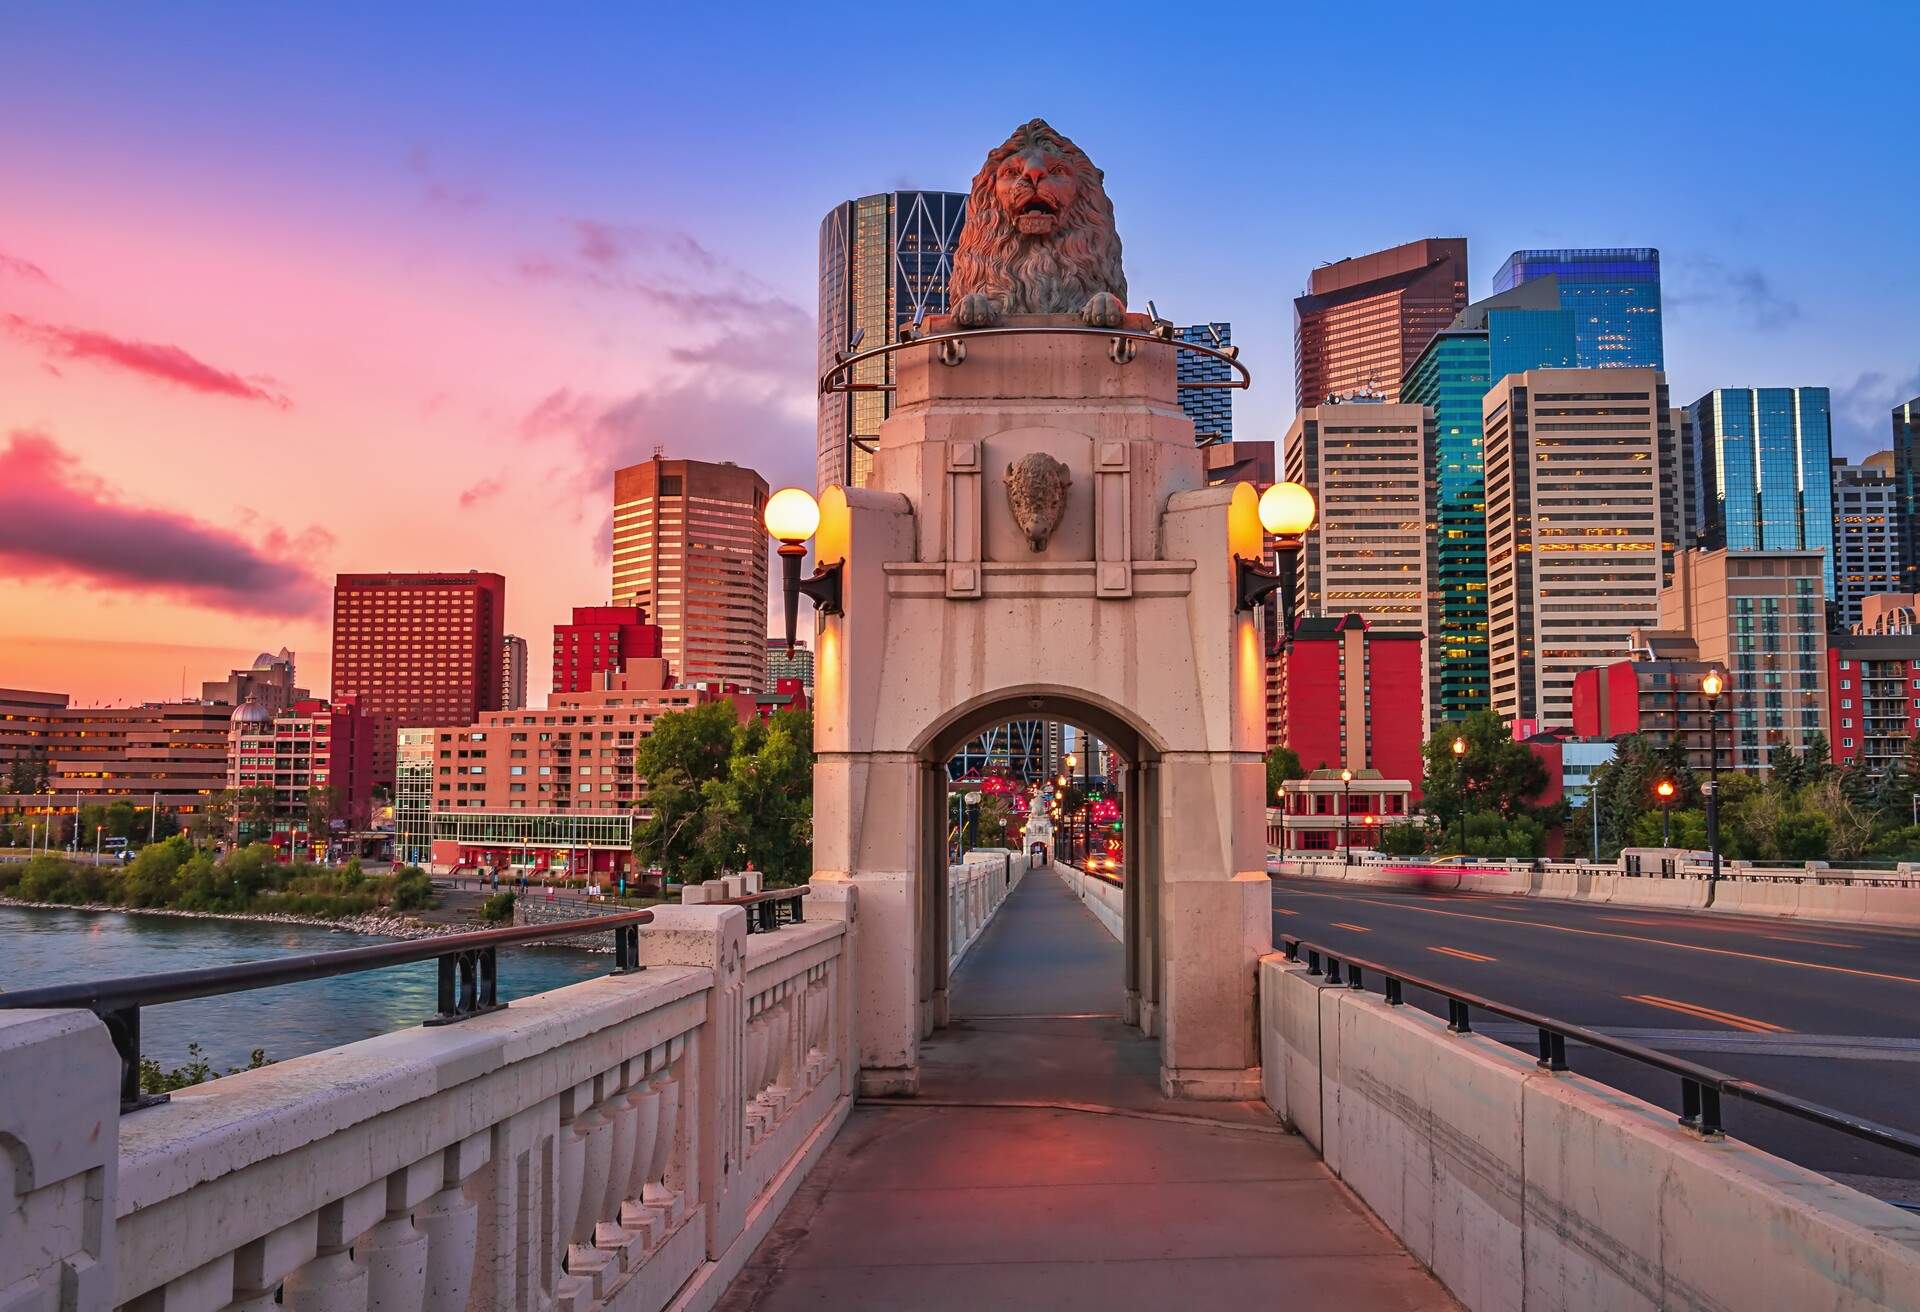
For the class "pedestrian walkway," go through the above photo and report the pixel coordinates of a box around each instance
[715,871,1455,1310]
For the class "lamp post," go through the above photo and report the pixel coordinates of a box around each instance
[1451,735,1468,855]
[1339,767,1353,865]
[1701,671,1725,883]
[763,487,843,651]
[1655,778,1676,847]
[1235,483,1318,631]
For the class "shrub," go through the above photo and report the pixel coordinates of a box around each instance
[17,854,80,902]
[138,1043,272,1094]
[479,891,517,923]
[388,866,434,912]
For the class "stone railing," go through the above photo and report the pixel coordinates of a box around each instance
[948,850,1020,971]
[1053,861,1123,941]
[1,892,857,1312]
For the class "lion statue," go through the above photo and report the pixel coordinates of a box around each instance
[948,118,1127,329]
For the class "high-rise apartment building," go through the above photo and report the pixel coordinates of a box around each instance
[227,697,374,845]
[552,605,664,695]
[501,635,528,710]
[1831,453,1901,630]
[201,649,309,712]
[1277,613,1425,787]
[1491,248,1664,369]
[818,190,968,489]
[1483,369,1672,729]
[1643,549,1828,772]
[766,638,815,694]
[1282,400,1432,645]
[1828,632,1920,777]
[1890,398,1920,591]
[1686,387,1835,596]
[330,571,507,787]
[1402,278,1579,725]
[610,457,769,692]
[1293,238,1467,412]
[1173,322,1234,443]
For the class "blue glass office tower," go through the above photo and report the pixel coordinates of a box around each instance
[1687,388,1836,595]
[1401,280,1576,724]
[1173,322,1234,443]
[1492,248,1663,370]
[1893,397,1920,592]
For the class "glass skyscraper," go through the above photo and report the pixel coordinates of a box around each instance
[1401,280,1576,725]
[1687,387,1836,595]
[817,190,967,490]
[1173,322,1234,443]
[1893,397,1920,592]
[1492,248,1664,370]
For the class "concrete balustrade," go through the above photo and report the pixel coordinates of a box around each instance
[1258,954,1920,1311]
[947,850,1021,973]
[0,892,858,1312]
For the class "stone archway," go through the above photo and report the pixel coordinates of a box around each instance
[918,692,1160,1037]
[807,315,1273,1101]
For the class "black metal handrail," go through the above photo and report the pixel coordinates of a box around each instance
[1279,935,1920,1159]
[1,909,655,1114]
[712,886,808,934]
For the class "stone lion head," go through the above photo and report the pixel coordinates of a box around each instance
[949,119,1127,324]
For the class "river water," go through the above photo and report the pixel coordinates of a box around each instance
[0,905,610,1074]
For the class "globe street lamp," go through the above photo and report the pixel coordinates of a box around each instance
[1701,670,1725,883]
[763,488,843,652]
[1236,483,1317,629]
[1451,735,1468,855]
[1655,778,1676,848]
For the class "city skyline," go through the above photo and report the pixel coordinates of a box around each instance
[3,7,1917,705]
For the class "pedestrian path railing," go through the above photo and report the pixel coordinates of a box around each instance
[1280,934,1920,1158]
[0,910,656,1113]
[1,892,859,1312]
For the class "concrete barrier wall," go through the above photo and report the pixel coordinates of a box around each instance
[1260,955,1920,1311]
[1054,862,1124,941]
[1,900,862,1312]
[1275,858,1920,928]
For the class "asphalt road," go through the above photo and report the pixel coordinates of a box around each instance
[1270,875,1920,1206]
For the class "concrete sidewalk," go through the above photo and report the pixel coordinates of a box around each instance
[715,872,1454,1311]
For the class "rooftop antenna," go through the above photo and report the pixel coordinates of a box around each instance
[1206,323,1223,348]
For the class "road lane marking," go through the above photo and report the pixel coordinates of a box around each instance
[1331,922,1371,932]
[1274,887,1920,989]
[1623,995,1791,1034]
[1428,946,1497,963]
[1274,909,1299,916]
[1597,914,1860,949]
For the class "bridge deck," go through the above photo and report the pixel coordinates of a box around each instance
[716,870,1454,1310]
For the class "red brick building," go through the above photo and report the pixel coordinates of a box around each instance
[331,571,506,787]
[1570,658,1729,772]
[1278,613,1426,797]
[551,605,664,695]
[1827,634,1920,777]
[227,697,375,854]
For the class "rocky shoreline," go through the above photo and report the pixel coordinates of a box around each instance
[0,896,462,940]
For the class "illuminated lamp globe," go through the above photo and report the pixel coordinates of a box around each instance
[1656,780,1676,801]
[1258,482,1317,539]
[1701,670,1725,699]
[1451,736,1467,758]
[764,487,821,545]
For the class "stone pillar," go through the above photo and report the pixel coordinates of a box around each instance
[0,1010,119,1311]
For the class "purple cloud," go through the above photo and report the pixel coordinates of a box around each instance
[0,430,327,615]
[0,250,54,284]
[4,314,290,406]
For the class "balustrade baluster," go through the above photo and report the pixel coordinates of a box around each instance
[413,1138,485,1312]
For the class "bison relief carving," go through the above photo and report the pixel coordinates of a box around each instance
[1005,452,1073,552]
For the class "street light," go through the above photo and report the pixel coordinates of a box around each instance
[1701,670,1725,883]
[1235,482,1317,629]
[1339,767,1353,865]
[764,488,843,651]
[1655,778,1676,848]
[1451,735,1468,855]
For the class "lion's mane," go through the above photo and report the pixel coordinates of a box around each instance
[949,119,1126,317]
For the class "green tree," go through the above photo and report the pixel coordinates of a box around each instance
[1265,747,1304,803]
[697,710,816,886]
[1376,821,1428,856]
[5,748,49,795]
[1421,711,1549,823]
[306,784,341,838]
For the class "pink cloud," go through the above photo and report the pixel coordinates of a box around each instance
[458,477,504,508]
[4,314,291,406]
[0,429,327,616]
[0,250,54,284]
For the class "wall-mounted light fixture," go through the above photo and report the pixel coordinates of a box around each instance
[764,488,843,651]
[1235,481,1317,620]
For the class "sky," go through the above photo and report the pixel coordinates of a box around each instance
[3,2,1917,706]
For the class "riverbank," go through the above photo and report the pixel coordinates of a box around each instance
[0,895,458,940]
